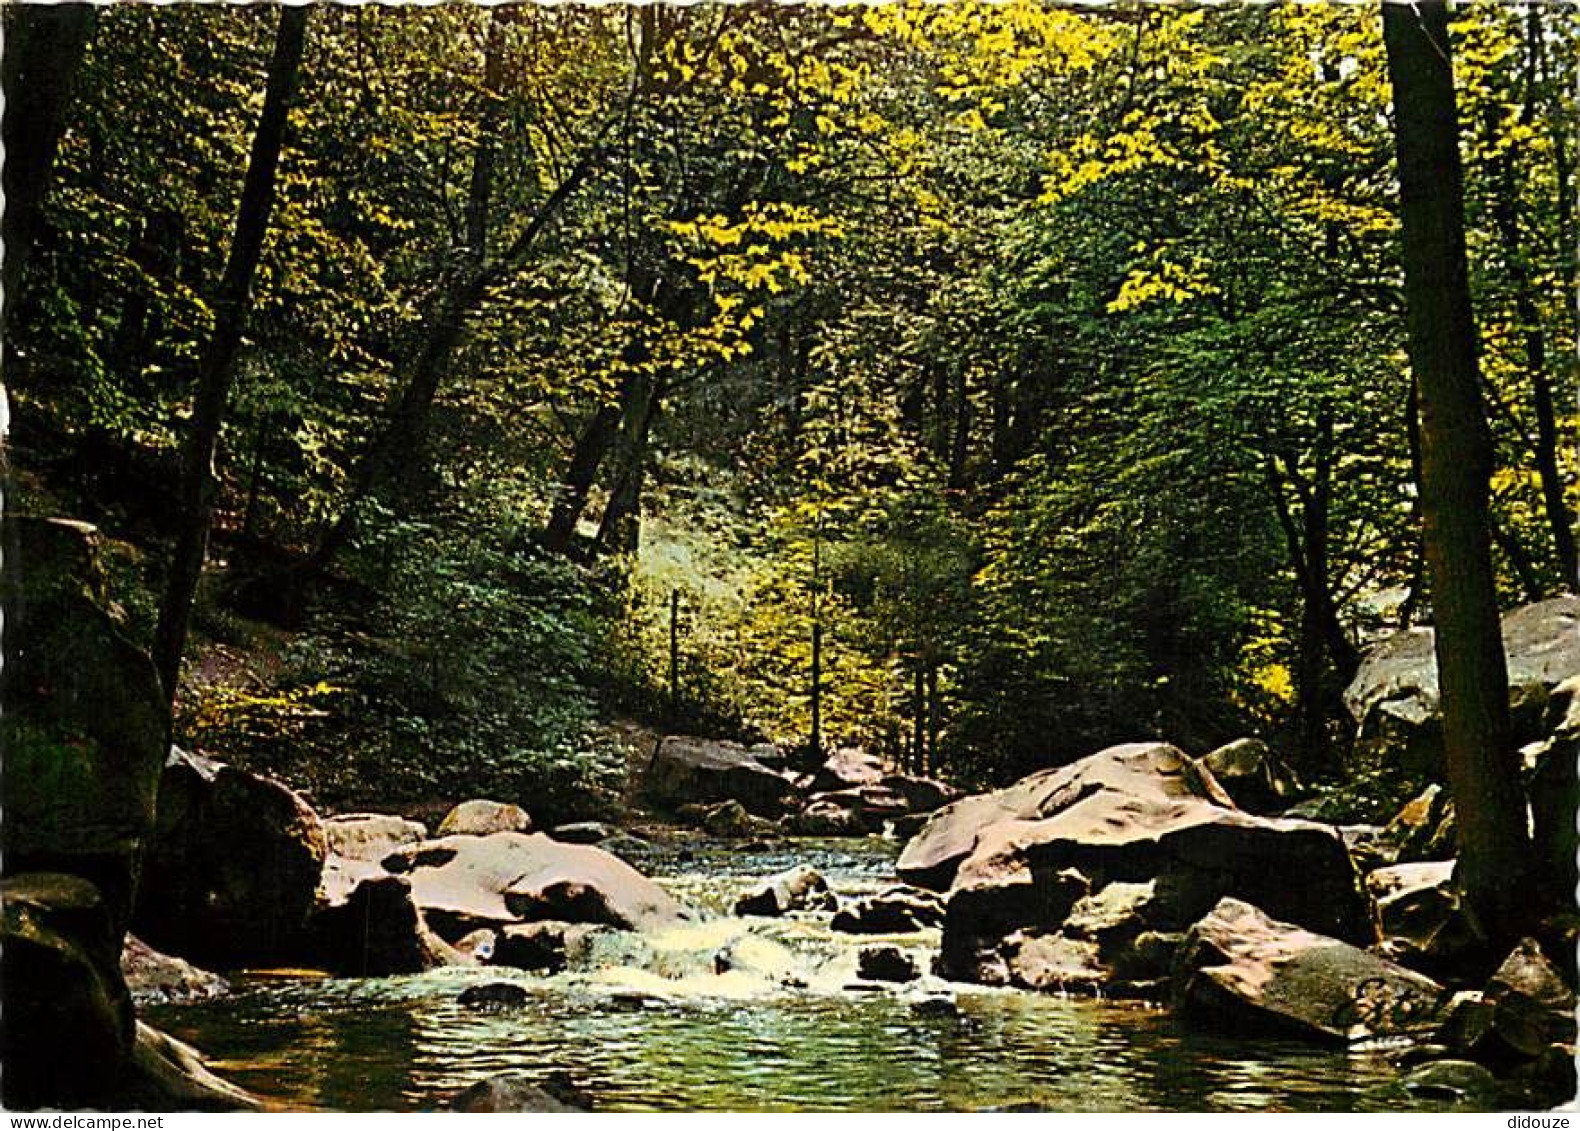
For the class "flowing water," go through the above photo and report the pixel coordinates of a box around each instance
[145,836,1436,1112]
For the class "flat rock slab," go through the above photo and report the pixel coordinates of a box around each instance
[1174,897,1451,1044]
[383,832,686,940]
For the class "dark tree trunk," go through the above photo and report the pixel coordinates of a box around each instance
[1382,0,1534,939]
[1,3,96,338]
[152,6,310,704]
[596,371,663,554]
[543,399,622,553]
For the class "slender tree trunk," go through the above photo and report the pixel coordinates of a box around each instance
[925,660,940,775]
[151,6,310,704]
[1382,0,1533,940]
[1,4,96,339]
[543,399,623,552]
[596,371,662,553]
[912,662,926,776]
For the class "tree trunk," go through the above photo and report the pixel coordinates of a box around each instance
[543,398,623,553]
[1382,0,1533,940]
[152,6,310,704]
[1,3,96,338]
[595,371,663,554]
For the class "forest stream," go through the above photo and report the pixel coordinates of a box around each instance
[143,837,1434,1113]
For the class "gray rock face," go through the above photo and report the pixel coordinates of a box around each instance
[1344,596,1580,779]
[134,750,328,969]
[382,832,686,940]
[1173,897,1450,1044]
[437,799,533,837]
[120,935,230,1005]
[322,813,427,861]
[1,518,168,935]
[646,736,798,817]
[1,874,135,1109]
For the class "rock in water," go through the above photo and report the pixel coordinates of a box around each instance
[1,874,135,1109]
[1173,897,1450,1043]
[458,982,530,1010]
[550,821,622,845]
[926,743,1369,986]
[857,946,920,983]
[492,921,603,972]
[645,735,798,817]
[382,832,686,940]
[733,866,833,917]
[133,749,327,969]
[0,517,168,935]
[120,935,230,1005]
[322,813,428,861]
[897,742,1236,891]
[831,887,945,934]
[437,799,533,837]
[302,855,456,976]
[450,1074,590,1112]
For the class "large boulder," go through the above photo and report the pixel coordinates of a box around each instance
[927,744,1369,985]
[645,736,798,817]
[301,855,458,976]
[121,935,230,1005]
[1,873,135,1109]
[382,832,686,941]
[1198,738,1299,814]
[322,813,427,861]
[897,742,1234,891]
[1366,861,1478,978]
[809,747,886,793]
[1173,897,1451,1044]
[133,750,328,969]
[1344,596,1580,784]
[0,518,168,934]
[437,799,533,837]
